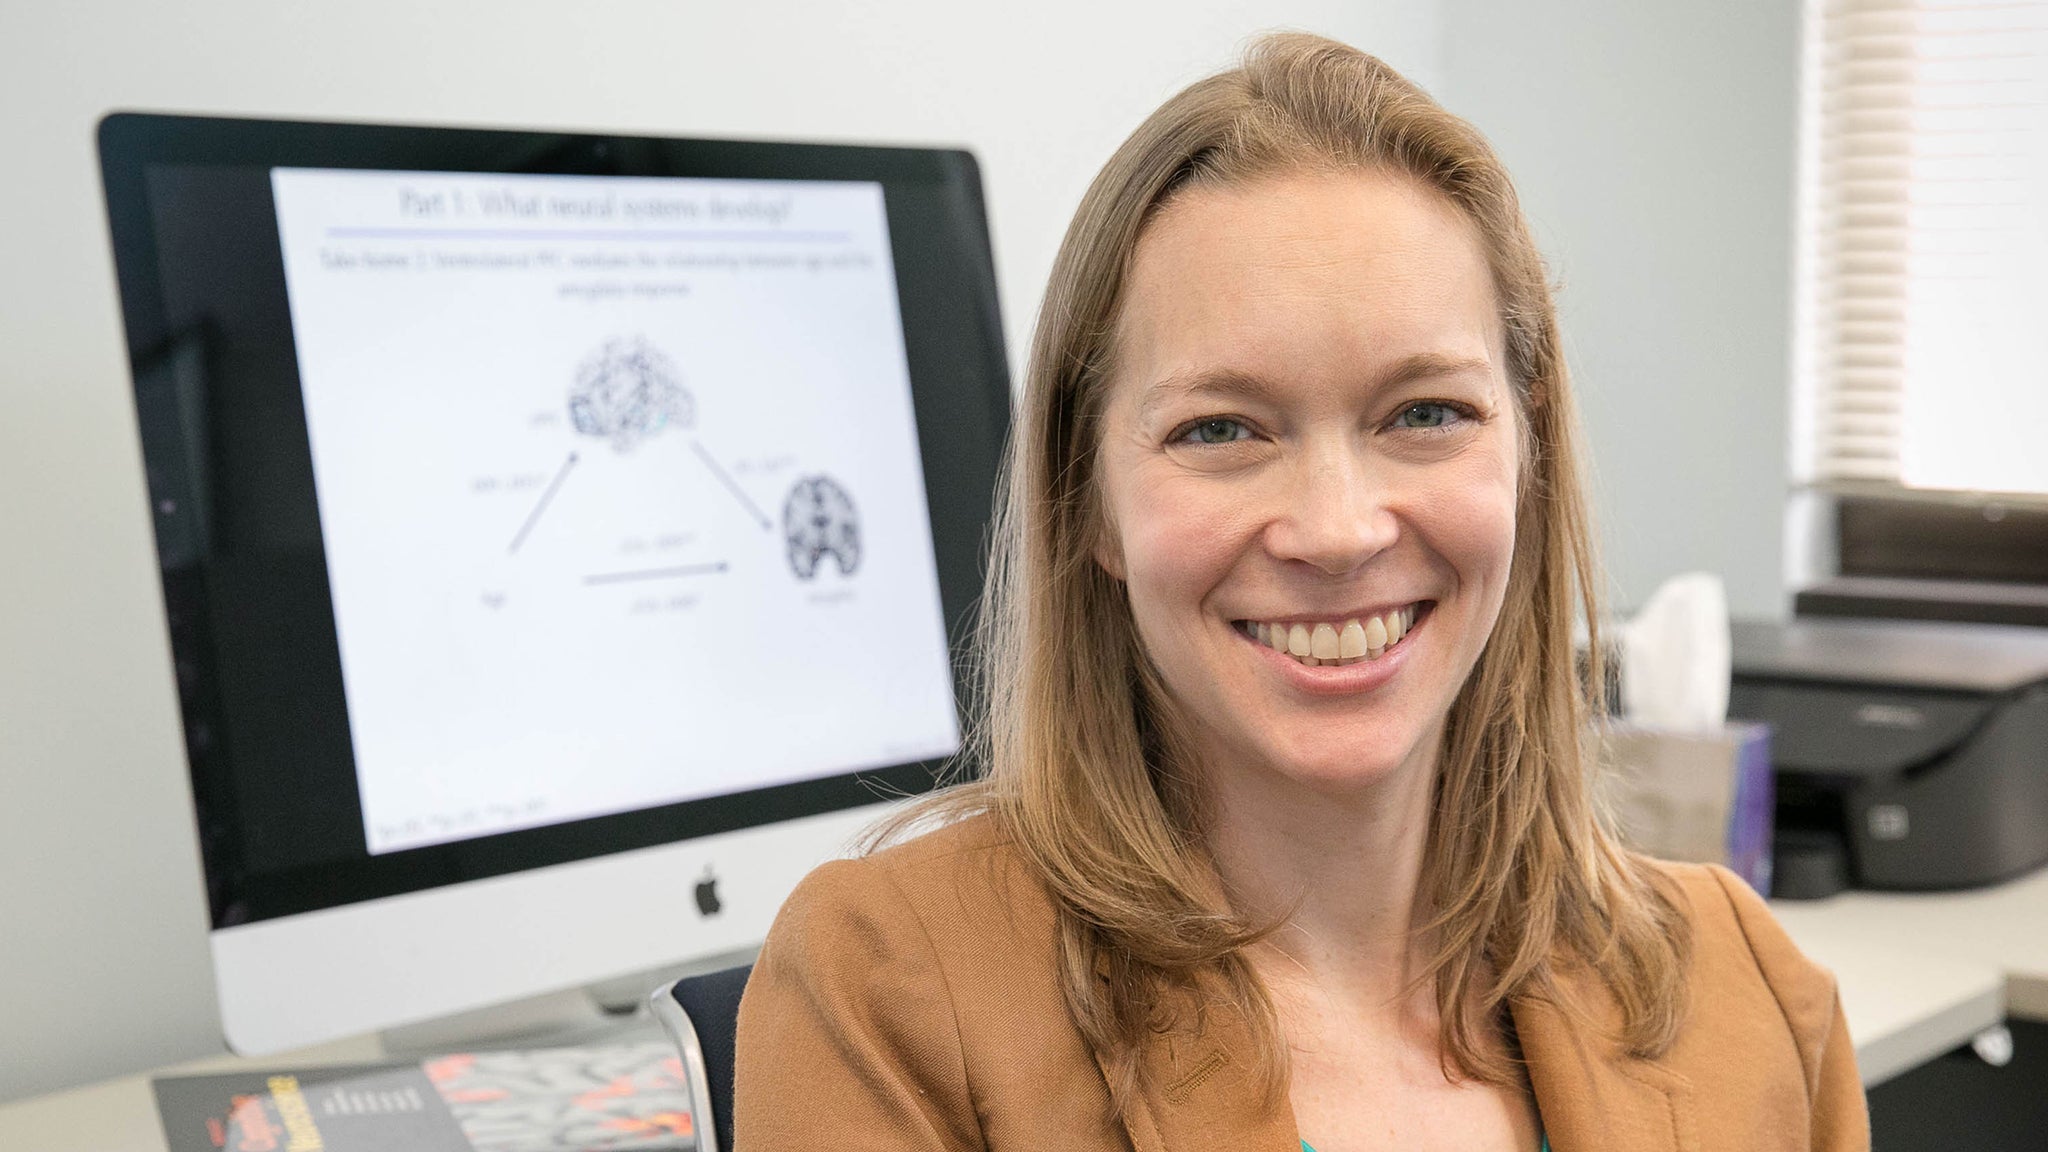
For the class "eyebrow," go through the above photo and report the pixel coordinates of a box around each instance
[1136,352,1496,419]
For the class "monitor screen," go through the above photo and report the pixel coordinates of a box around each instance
[99,115,1009,1051]
[268,167,958,855]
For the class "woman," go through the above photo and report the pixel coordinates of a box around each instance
[735,33,1867,1152]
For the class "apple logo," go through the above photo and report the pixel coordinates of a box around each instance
[694,867,722,917]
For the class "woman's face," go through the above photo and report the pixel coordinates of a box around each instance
[1093,170,1521,796]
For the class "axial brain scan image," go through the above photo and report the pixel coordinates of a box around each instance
[568,337,695,451]
[784,475,861,579]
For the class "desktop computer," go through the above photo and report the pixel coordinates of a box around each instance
[97,113,1011,1053]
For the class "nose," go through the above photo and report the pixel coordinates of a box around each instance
[1262,440,1399,575]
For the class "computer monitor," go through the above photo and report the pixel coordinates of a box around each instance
[97,113,1011,1054]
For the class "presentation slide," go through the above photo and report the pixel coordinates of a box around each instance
[270,168,960,855]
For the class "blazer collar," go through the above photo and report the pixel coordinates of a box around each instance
[1110,985,1297,1152]
[1114,965,1695,1152]
[1512,966,1696,1152]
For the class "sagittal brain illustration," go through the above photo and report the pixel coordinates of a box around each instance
[568,337,694,451]
[783,474,861,579]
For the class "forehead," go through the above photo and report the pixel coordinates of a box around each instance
[1114,169,1505,401]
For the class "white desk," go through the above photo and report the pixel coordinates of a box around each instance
[4,872,2043,1151]
[0,1005,671,1152]
[1771,865,2048,1022]
[1774,910,2006,1086]
[0,1033,391,1152]
[1771,864,2048,1085]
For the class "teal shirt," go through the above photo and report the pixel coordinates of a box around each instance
[1294,1131,1548,1139]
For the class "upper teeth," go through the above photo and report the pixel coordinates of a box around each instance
[1247,605,1418,667]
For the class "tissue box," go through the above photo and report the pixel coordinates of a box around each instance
[1596,722,1773,894]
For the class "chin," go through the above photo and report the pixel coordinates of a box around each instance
[1257,736,1422,793]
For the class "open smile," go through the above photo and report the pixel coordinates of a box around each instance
[1232,601,1433,668]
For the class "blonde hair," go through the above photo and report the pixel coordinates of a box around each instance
[882,31,1690,1108]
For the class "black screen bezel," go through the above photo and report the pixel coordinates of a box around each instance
[97,112,1010,929]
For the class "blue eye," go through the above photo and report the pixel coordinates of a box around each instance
[1391,401,1465,430]
[1178,417,1252,445]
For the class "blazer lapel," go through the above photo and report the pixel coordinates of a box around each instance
[1112,988,1300,1152]
[1513,970,1696,1152]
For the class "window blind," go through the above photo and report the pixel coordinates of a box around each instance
[1795,0,2048,497]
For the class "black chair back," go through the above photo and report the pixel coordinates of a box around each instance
[653,962,752,1152]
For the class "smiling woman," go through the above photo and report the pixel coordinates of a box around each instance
[735,32,1869,1152]
[1096,172,1521,803]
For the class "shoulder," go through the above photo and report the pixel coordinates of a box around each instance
[751,811,1071,1044]
[734,815,1026,1148]
[1528,859,1866,1148]
[739,812,1123,1147]
[770,812,1051,952]
[1640,858,1850,1097]
[1651,860,1840,1043]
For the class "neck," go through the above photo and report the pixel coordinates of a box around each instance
[1203,726,1443,1007]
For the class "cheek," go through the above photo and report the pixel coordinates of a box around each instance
[1113,473,1251,628]
[1424,443,1520,606]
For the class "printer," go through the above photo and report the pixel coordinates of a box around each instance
[1729,616,2048,897]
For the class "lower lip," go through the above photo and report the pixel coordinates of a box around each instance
[1245,608,1428,696]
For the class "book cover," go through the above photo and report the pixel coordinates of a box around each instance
[153,1042,695,1152]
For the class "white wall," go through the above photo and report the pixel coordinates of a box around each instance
[1438,0,1801,620]
[0,0,1441,1102]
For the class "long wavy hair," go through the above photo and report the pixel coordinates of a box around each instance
[879,31,1691,1109]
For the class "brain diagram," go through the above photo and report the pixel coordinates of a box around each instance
[783,475,861,579]
[568,337,695,451]
[535,340,865,583]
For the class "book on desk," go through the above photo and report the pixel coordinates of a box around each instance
[152,1042,694,1152]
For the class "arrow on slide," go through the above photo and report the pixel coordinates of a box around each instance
[583,561,731,585]
[691,439,772,531]
[508,452,579,554]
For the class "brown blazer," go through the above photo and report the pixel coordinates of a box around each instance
[734,815,1868,1151]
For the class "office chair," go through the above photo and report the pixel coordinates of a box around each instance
[651,962,753,1152]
